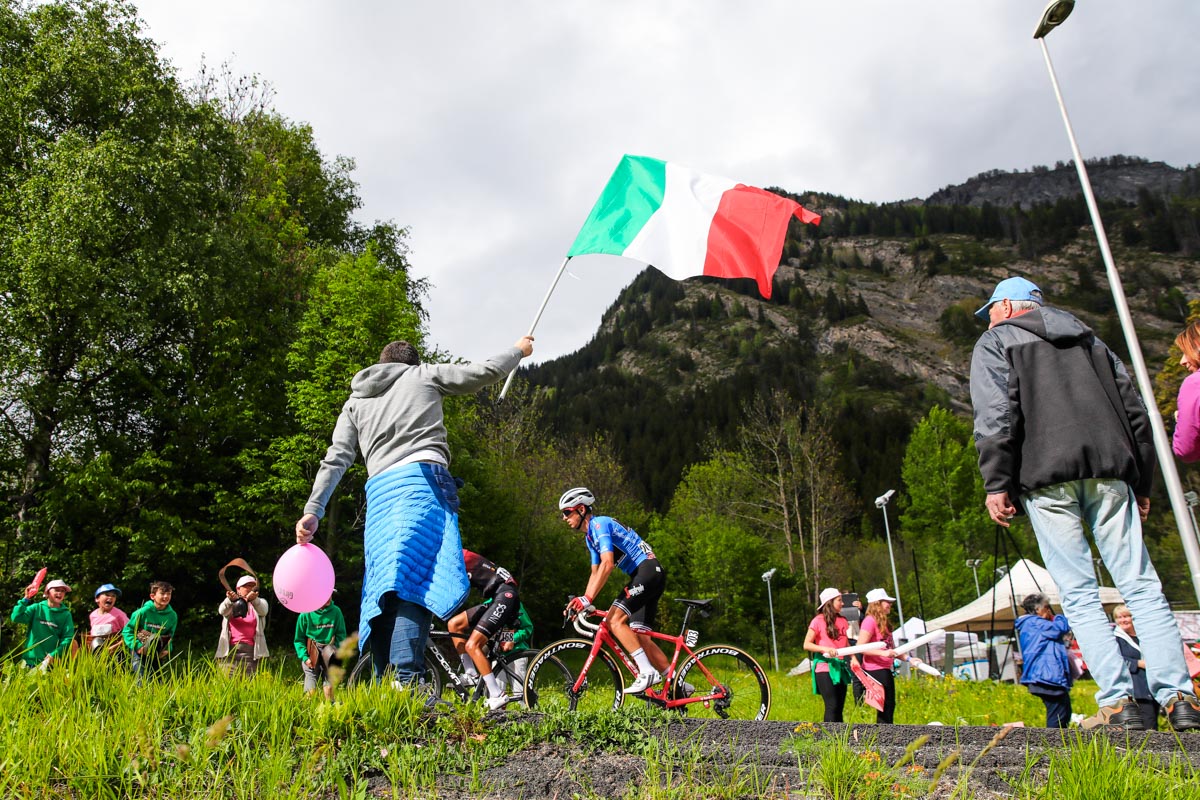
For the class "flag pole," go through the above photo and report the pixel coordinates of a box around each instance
[499,256,571,400]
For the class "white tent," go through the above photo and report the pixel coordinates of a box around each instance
[926,558,1124,632]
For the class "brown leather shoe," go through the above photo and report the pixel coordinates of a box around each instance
[1081,698,1145,731]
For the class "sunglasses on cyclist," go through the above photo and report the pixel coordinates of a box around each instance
[562,508,578,520]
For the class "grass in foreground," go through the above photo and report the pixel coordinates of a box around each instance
[2,652,1199,799]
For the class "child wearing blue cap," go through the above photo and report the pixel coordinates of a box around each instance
[89,583,129,653]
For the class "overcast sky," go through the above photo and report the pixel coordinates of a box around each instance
[133,1,1199,364]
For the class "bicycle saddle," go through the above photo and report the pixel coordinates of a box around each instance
[673,598,714,616]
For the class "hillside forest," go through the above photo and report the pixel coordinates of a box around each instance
[3,1,1200,660]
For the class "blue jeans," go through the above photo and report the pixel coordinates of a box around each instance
[1023,478,1193,708]
[1036,690,1072,729]
[371,593,430,684]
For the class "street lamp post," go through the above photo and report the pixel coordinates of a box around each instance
[966,559,983,598]
[762,569,779,672]
[1033,0,1200,606]
[874,490,906,639]
[1187,492,1200,546]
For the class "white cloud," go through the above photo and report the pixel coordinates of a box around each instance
[133,0,1200,363]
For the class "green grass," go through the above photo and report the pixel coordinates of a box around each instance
[0,651,1194,798]
[1013,733,1200,800]
[765,666,1095,727]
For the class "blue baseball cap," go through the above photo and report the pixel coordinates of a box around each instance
[975,277,1044,319]
[95,583,121,599]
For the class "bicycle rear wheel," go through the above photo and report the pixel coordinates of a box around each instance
[523,638,624,712]
[673,644,771,720]
[492,648,538,700]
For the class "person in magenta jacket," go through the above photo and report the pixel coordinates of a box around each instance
[1173,321,1200,462]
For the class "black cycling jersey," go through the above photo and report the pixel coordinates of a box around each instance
[463,549,517,600]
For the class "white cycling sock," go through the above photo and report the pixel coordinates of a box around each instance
[483,672,503,698]
[460,653,479,676]
[631,648,653,675]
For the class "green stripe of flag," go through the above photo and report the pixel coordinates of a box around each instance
[567,155,667,257]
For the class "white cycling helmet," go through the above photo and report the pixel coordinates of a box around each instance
[558,487,596,511]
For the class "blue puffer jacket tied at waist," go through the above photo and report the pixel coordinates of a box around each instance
[358,462,469,651]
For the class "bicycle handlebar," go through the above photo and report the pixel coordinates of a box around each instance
[573,613,601,637]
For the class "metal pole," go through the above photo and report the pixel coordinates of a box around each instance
[1038,38,1200,607]
[967,559,982,598]
[879,499,906,637]
[498,256,571,400]
[1187,492,1200,544]
[767,580,778,671]
[764,572,779,672]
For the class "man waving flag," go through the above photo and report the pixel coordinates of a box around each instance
[568,154,821,299]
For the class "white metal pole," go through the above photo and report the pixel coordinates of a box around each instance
[498,257,571,400]
[1038,39,1200,606]
[765,576,779,671]
[880,501,906,637]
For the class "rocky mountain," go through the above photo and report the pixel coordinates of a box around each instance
[522,156,1200,509]
[923,155,1194,209]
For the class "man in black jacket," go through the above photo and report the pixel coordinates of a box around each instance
[970,276,1200,731]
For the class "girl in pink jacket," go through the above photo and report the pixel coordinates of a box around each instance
[1174,321,1200,462]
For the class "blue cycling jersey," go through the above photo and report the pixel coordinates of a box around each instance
[585,515,654,575]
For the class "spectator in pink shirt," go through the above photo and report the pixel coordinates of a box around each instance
[88,583,129,654]
[804,588,851,722]
[216,575,269,676]
[851,588,920,724]
[1174,321,1200,463]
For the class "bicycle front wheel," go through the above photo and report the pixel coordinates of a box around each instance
[674,644,771,721]
[523,638,624,712]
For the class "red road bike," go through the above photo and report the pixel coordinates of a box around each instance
[522,598,771,720]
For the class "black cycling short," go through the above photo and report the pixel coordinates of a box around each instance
[464,584,520,640]
[611,558,665,634]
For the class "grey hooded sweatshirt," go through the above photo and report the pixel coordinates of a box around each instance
[304,347,523,518]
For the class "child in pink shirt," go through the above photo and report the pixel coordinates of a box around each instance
[853,588,904,723]
[89,583,129,654]
[804,588,850,722]
[216,575,269,675]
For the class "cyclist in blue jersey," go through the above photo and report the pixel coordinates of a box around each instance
[559,487,669,694]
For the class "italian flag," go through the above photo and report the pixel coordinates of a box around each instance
[567,155,821,299]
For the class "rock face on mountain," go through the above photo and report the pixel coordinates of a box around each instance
[924,158,1191,209]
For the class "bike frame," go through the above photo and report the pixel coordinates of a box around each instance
[571,605,728,710]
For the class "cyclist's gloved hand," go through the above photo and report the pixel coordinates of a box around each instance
[565,594,594,617]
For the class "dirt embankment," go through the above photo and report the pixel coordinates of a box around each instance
[416,717,1200,799]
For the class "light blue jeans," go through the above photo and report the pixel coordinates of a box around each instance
[1023,478,1192,708]
[370,593,431,684]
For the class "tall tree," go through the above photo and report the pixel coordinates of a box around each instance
[0,1,426,632]
[897,406,993,616]
[0,0,247,549]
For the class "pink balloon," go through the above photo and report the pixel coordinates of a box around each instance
[273,544,335,613]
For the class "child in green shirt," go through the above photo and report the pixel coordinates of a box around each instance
[294,597,348,700]
[123,581,178,682]
[9,578,75,669]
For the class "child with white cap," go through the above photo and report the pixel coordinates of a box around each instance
[9,577,75,669]
[851,587,920,724]
[216,574,269,675]
[803,587,850,722]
